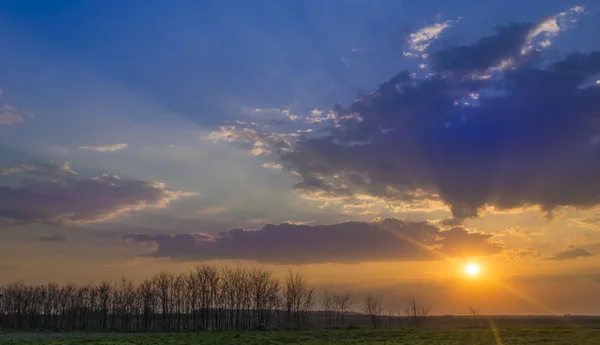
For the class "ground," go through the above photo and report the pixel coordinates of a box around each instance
[1,329,600,344]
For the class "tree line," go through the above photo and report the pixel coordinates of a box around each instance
[0,264,431,332]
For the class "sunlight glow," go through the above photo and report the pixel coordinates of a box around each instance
[464,263,480,276]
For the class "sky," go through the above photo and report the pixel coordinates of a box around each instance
[1,0,600,315]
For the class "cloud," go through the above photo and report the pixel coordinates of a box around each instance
[122,218,502,264]
[503,247,542,261]
[1,162,78,178]
[267,8,600,223]
[573,215,600,229]
[404,20,457,58]
[0,166,191,224]
[197,206,227,215]
[262,162,284,170]
[38,233,68,242]
[0,104,32,125]
[429,22,535,76]
[427,7,585,77]
[202,125,298,156]
[79,143,128,152]
[547,247,592,261]
[0,89,33,125]
[520,6,585,55]
[510,271,600,284]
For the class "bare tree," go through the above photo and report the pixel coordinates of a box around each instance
[468,305,481,328]
[320,288,334,328]
[0,264,320,333]
[404,296,431,328]
[283,270,315,329]
[333,292,352,327]
[363,293,384,329]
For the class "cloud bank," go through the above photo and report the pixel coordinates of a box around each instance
[1,162,78,178]
[0,162,190,224]
[122,218,502,264]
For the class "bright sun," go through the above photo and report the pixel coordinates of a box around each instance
[464,263,480,276]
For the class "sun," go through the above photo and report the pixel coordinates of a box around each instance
[464,263,480,276]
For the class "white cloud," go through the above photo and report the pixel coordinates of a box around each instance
[570,5,585,13]
[262,162,284,170]
[79,143,128,152]
[405,20,456,58]
[304,110,337,124]
[522,5,585,55]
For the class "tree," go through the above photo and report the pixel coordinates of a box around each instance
[320,288,334,328]
[468,305,481,328]
[283,270,315,329]
[363,293,384,329]
[0,264,320,333]
[404,296,431,328]
[333,292,352,327]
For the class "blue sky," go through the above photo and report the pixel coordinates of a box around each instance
[2,0,600,314]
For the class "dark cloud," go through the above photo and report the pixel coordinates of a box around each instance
[0,164,190,224]
[272,15,600,222]
[547,247,593,261]
[429,22,535,76]
[38,233,68,242]
[122,218,502,264]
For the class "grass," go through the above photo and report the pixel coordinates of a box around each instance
[2,328,600,345]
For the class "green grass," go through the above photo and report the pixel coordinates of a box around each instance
[2,329,600,344]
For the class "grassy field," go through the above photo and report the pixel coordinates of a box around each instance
[2,328,600,344]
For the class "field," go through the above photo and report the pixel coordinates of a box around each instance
[2,328,600,345]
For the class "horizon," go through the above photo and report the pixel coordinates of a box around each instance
[2,0,600,317]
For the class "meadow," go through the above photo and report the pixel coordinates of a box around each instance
[2,328,600,345]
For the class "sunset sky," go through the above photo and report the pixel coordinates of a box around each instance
[2,0,600,315]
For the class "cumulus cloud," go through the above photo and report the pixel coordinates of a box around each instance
[0,164,191,224]
[38,233,68,242]
[122,218,502,264]
[79,143,128,152]
[267,8,600,223]
[1,162,78,178]
[547,247,592,261]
